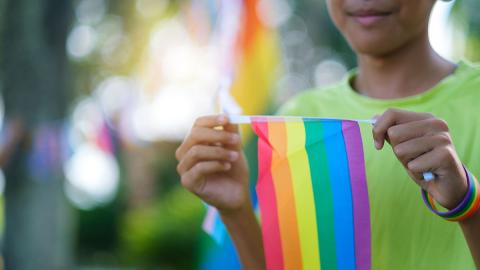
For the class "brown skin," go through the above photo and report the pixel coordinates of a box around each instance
[176,0,480,269]
[373,109,480,268]
[175,116,264,269]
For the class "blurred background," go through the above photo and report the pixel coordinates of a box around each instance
[0,0,478,269]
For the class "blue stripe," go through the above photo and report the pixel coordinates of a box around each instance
[201,233,242,270]
[211,212,227,244]
[322,120,356,270]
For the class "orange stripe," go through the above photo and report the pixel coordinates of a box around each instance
[240,0,264,53]
[268,121,303,270]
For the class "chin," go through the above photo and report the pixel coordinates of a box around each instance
[346,34,403,57]
[351,42,395,57]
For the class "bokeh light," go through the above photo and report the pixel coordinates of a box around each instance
[136,0,169,18]
[64,142,119,210]
[67,25,97,59]
[429,0,462,60]
[75,0,107,25]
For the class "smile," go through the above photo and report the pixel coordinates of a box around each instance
[346,10,393,27]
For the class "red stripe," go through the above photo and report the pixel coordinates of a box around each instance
[252,120,284,270]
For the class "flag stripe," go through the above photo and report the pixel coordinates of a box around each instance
[252,120,284,270]
[323,121,356,269]
[252,118,371,270]
[304,121,337,269]
[269,121,303,269]
[286,121,321,269]
[342,121,372,270]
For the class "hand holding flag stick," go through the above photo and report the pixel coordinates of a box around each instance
[371,108,471,212]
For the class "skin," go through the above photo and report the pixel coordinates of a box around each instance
[175,116,265,269]
[176,0,480,269]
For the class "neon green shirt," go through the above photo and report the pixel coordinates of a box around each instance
[277,61,479,269]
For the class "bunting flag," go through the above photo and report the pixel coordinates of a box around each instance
[202,204,227,244]
[249,116,372,270]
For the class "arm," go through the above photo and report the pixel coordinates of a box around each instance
[221,204,265,270]
[460,209,480,268]
[373,109,479,268]
[176,115,265,269]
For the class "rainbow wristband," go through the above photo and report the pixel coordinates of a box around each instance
[421,167,480,222]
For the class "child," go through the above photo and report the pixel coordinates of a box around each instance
[176,0,480,269]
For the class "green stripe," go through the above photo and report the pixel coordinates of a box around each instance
[304,121,337,270]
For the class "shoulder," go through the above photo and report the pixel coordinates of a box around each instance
[455,61,480,89]
[443,61,480,104]
[276,83,347,116]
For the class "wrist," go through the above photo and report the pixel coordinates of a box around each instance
[219,201,255,222]
[445,168,469,210]
[219,201,265,270]
[422,166,480,222]
[459,203,480,225]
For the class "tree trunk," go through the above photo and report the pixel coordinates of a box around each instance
[0,0,74,269]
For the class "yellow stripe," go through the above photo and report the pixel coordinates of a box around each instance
[270,121,303,269]
[285,121,321,269]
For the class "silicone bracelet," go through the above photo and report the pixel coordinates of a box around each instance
[421,167,480,222]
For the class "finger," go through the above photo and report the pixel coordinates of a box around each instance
[176,127,240,160]
[373,109,433,149]
[224,117,242,150]
[393,132,452,166]
[407,146,455,175]
[224,121,239,134]
[194,114,228,128]
[177,145,239,174]
[386,118,450,146]
[181,161,231,192]
[176,115,227,160]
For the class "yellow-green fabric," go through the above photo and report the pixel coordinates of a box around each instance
[277,61,479,270]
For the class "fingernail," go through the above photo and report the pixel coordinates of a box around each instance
[374,141,381,150]
[218,115,226,124]
[229,151,239,161]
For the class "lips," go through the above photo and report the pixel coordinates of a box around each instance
[346,9,393,27]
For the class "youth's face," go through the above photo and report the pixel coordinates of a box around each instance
[327,0,435,57]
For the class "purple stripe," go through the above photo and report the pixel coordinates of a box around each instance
[342,121,371,270]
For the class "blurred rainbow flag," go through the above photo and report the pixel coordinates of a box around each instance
[251,117,371,270]
[199,0,280,269]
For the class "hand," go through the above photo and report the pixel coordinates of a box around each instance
[373,108,468,209]
[176,115,251,214]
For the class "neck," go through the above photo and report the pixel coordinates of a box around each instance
[354,31,456,100]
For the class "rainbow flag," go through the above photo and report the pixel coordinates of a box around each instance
[249,116,371,270]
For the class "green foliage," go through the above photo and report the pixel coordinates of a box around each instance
[465,35,480,62]
[77,200,123,252]
[120,186,205,269]
[451,0,480,59]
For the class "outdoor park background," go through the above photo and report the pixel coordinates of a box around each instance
[0,0,479,269]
